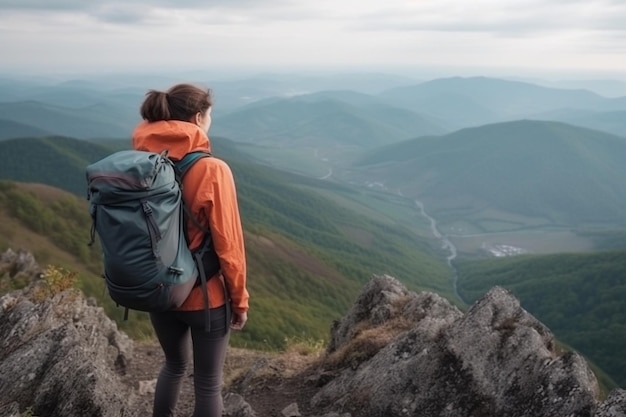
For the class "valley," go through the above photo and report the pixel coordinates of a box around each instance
[244,138,611,259]
[1,71,626,386]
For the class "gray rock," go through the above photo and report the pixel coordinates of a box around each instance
[282,402,301,416]
[595,389,626,417]
[0,402,21,417]
[224,392,258,417]
[3,259,626,417]
[312,275,607,417]
[0,287,136,417]
[0,248,42,282]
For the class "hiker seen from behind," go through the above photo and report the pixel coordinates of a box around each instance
[134,83,249,417]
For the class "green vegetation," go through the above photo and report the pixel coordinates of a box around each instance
[577,229,626,251]
[0,118,52,140]
[456,250,626,388]
[231,161,451,296]
[0,100,136,139]
[354,120,626,230]
[0,136,120,195]
[22,406,38,417]
[0,138,452,349]
[0,180,157,338]
[0,181,100,266]
[214,96,441,150]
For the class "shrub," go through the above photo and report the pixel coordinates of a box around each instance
[31,265,77,302]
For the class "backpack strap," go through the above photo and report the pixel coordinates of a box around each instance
[173,150,214,238]
[175,151,212,182]
[173,151,218,332]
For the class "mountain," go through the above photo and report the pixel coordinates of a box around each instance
[0,136,120,195]
[0,77,50,102]
[0,77,146,140]
[528,78,626,98]
[1,83,442,144]
[0,72,420,121]
[0,119,53,140]
[0,136,453,348]
[353,120,626,228]
[10,84,124,108]
[378,76,626,130]
[212,93,445,150]
[0,100,138,139]
[531,108,626,138]
[283,90,447,134]
[5,74,626,146]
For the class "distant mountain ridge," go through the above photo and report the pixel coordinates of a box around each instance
[0,119,53,140]
[212,93,445,149]
[0,100,137,139]
[4,74,626,144]
[353,119,626,228]
[378,76,626,132]
[531,108,626,138]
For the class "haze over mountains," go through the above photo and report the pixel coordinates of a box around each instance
[2,71,625,287]
[2,74,626,142]
[1,70,625,387]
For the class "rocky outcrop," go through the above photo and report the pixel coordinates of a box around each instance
[0,248,42,283]
[0,273,135,416]
[1,253,625,417]
[595,390,626,417]
[232,275,626,417]
[310,275,600,416]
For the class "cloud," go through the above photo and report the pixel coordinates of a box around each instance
[0,0,262,10]
[5,0,624,33]
[347,0,626,35]
[0,0,296,24]
[0,0,625,76]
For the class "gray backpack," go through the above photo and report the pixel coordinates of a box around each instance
[86,150,219,319]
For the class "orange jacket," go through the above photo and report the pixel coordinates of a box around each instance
[132,120,249,314]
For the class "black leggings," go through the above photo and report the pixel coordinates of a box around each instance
[150,306,229,417]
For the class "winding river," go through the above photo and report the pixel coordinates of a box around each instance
[414,200,462,301]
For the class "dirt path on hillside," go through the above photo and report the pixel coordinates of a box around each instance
[126,340,321,416]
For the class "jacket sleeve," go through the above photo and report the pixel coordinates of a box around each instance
[192,158,249,313]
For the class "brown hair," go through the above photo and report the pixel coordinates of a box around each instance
[140,83,212,122]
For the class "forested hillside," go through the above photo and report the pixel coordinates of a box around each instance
[0,136,125,195]
[456,251,626,387]
[353,120,626,228]
[0,101,137,139]
[212,93,445,147]
[0,119,53,140]
[0,135,452,349]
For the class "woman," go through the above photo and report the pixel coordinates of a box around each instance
[132,83,249,417]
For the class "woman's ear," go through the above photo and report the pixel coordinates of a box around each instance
[194,111,203,126]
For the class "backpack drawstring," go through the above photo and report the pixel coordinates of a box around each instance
[88,205,97,246]
[142,200,162,259]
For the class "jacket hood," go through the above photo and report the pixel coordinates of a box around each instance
[132,120,211,160]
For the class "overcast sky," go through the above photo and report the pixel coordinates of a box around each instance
[2,0,626,79]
